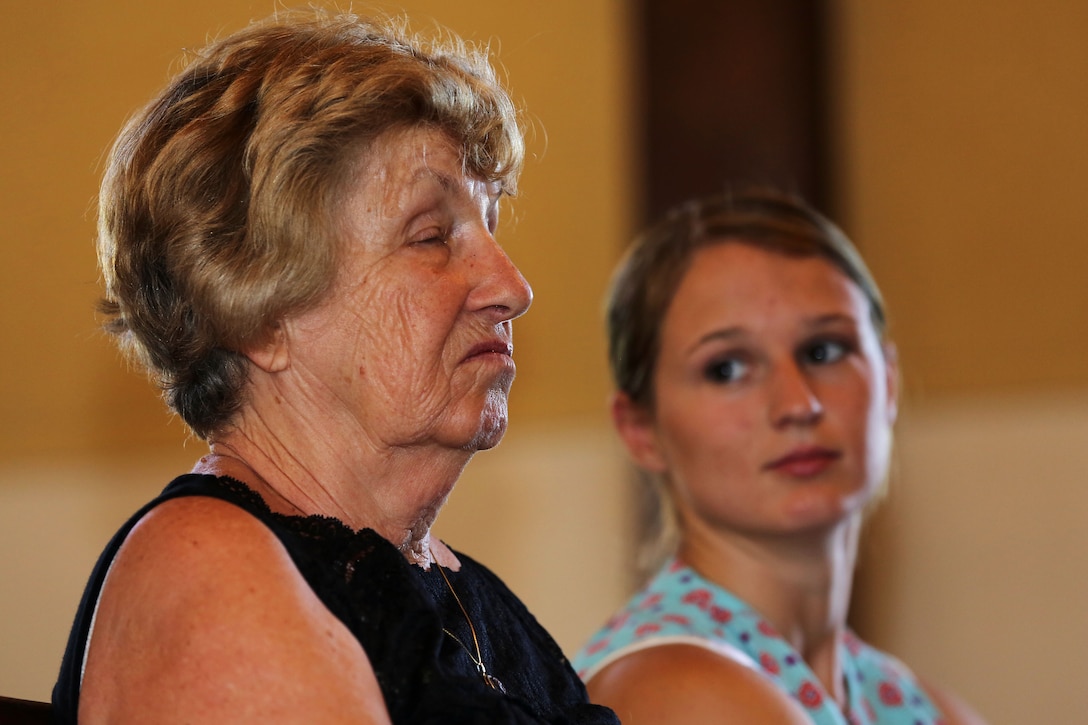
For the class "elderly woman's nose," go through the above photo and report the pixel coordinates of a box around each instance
[468,236,533,320]
[769,362,824,428]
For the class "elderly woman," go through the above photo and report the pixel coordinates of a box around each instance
[573,190,988,724]
[53,12,618,724]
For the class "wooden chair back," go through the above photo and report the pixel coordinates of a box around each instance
[0,695,52,725]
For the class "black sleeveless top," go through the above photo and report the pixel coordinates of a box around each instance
[53,474,619,724]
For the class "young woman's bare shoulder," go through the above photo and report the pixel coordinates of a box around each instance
[586,643,810,725]
[80,496,391,724]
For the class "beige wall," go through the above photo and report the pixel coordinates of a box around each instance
[834,2,1088,722]
[859,395,1088,725]
[832,0,1088,397]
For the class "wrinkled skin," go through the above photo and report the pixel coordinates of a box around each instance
[212,125,533,553]
[279,127,532,457]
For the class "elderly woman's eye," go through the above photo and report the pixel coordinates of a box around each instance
[803,340,847,365]
[703,357,748,383]
[412,229,448,246]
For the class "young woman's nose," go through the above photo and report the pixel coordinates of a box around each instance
[769,362,824,428]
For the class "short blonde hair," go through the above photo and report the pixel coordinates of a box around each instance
[98,10,524,438]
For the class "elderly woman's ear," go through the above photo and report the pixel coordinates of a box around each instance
[245,322,290,373]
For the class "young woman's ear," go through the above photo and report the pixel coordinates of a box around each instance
[611,391,668,474]
[882,341,900,425]
[244,323,290,373]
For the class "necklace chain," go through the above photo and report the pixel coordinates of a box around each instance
[433,555,507,693]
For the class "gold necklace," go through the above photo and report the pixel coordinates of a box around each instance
[433,556,507,693]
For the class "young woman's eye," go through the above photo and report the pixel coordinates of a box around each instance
[703,357,749,384]
[802,340,847,365]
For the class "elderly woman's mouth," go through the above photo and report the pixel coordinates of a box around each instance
[463,340,514,362]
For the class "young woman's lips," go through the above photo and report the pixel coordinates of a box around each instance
[763,447,841,478]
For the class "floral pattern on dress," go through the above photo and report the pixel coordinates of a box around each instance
[572,557,945,725]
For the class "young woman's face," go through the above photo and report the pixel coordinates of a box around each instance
[620,242,897,539]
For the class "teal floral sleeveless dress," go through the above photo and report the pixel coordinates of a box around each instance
[573,558,945,725]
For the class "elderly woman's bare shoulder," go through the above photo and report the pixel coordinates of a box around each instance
[79,496,392,724]
[586,642,810,725]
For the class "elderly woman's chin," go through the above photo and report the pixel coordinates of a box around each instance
[460,389,512,452]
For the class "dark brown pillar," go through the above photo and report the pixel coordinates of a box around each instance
[637,0,832,221]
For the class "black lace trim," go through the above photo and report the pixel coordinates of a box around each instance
[207,474,390,585]
[161,474,618,725]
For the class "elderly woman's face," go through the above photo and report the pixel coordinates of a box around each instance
[280,126,532,454]
[622,242,897,538]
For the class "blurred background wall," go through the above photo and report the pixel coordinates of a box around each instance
[835,4,1088,723]
[1,1,1085,722]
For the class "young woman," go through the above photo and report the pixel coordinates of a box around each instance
[573,190,987,725]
